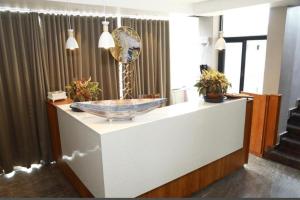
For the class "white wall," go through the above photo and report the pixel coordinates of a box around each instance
[169,16,201,90]
[278,6,300,134]
[169,15,219,103]
[198,16,219,70]
[193,0,300,15]
[263,7,287,94]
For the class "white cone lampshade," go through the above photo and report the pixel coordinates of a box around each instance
[215,31,226,51]
[98,21,115,49]
[66,29,79,50]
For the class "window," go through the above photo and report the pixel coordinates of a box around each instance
[220,5,270,93]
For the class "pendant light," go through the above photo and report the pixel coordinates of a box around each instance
[65,1,79,50]
[215,15,226,51]
[98,1,115,49]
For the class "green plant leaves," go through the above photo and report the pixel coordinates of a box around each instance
[194,69,231,96]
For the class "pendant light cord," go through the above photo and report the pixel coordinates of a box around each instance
[104,0,107,22]
[67,0,71,29]
[219,15,223,32]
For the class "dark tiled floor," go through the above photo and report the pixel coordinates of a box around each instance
[0,155,300,198]
[0,164,79,197]
[193,155,300,198]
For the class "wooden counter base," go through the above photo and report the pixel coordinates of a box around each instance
[47,100,253,198]
[140,100,253,197]
[140,148,245,197]
[57,148,245,198]
[57,161,94,197]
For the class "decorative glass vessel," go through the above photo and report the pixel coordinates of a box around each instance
[70,98,167,121]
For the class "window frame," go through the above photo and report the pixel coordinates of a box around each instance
[218,35,267,92]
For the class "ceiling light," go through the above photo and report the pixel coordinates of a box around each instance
[215,15,226,51]
[98,1,115,49]
[66,29,79,50]
[98,21,115,49]
[215,31,226,50]
[65,0,79,50]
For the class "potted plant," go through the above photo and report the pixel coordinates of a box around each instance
[66,77,101,102]
[194,69,231,103]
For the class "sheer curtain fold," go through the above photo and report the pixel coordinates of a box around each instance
[0,12,119,173]
[121,18,170,101]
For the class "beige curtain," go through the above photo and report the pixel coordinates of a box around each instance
[0,12,119,173]
[39,14,119,100]
[121,18,170,101]
[0,12,51,172]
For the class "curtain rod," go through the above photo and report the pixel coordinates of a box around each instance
[0,6,116,17]
[0,7,169,20]
[119,14,169,20]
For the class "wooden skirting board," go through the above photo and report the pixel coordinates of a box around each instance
[47,99,253,198]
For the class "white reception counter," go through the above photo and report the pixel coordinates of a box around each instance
[56,98,247,197]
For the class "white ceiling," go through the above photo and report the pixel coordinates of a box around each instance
[0,0,299,16]
[193,0,300,15]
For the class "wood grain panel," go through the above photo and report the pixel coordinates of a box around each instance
[47,99,72,161]
[47,103,62,161]
[242,92,281,157]
[249,94,268,157]
[264,95,281,150]
[243,99,253,163]
[139,149,245,198]
[58,161,94,197]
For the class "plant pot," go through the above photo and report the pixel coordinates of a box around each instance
[204,93,224,103]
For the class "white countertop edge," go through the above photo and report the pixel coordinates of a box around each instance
[56,98,247,136]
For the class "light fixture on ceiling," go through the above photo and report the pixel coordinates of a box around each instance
[215,15,226,51]
[65,1,79,50]
[98,0,115,49]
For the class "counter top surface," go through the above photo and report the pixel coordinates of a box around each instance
[57,98,245,135]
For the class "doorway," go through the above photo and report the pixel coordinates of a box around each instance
[218,35,267,93]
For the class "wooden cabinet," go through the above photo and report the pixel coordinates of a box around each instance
[242,92,281,157]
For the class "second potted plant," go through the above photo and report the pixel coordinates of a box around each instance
[194,69,231,103]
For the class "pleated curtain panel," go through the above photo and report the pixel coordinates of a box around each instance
[39,14,119,99]
[0,11,118,173]
[121,18,171,101]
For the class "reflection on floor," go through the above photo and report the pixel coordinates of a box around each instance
[0,155,299,197]
[0,164,79,197]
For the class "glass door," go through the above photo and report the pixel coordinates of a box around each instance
[219,36,267,93]
[224,43,243,93]
[243,40,267,93]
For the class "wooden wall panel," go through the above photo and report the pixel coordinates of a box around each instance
[248,94,268,156]
[47,99,72,161]
[242,92,281,157]
[243,99,253,163]
[264,95,282,150]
